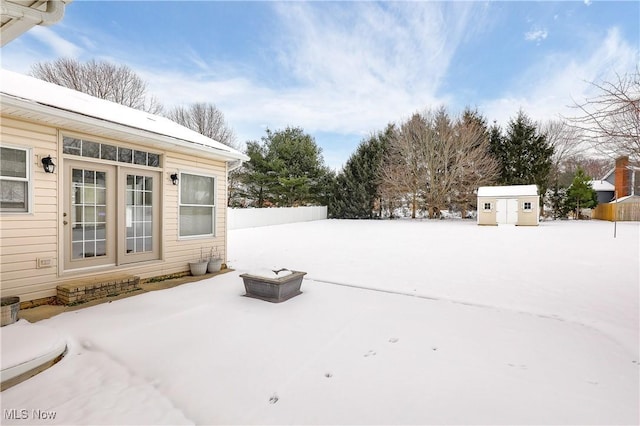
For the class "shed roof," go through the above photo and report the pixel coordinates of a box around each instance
[0,69,248,162]
[477,185,538,197]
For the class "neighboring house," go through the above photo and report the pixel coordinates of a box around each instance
[590,156,640,202]
[590,179,615,204]
[0,70,248,303]
[477,185,540,226]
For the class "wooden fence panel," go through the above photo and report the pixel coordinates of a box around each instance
[592,202,640,221]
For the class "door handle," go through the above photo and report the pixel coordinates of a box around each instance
[63,220,68,225]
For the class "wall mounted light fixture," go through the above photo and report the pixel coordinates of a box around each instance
[41,155,55,173]
[170,173,179,185]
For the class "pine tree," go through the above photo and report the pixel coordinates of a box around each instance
[331,126,392,218]
[490,110,554,209]
[564,167,598,219]
[240,127,332,207]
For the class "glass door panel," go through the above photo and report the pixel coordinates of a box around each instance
[64,161,115,269]
[119,168,160,264]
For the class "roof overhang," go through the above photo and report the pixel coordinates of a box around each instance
[1,0,72,47]
[1,92,249,163]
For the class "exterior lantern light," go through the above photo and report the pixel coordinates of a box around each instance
[170,173,179,185]
[41,155,55,173]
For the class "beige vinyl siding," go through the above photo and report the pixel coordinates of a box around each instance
[517,196,539,226]
[477,197,498,225]
[1,116,59,300]
[477,195,540,226]
[1,116,230,302]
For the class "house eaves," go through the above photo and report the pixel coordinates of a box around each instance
[0,70,249,163]
[1,0,72,47]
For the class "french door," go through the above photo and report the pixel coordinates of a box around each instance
[64,160,160,271]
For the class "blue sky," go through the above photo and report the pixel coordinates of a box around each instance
[1,1,638,170]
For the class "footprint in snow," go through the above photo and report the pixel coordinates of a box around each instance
[269,394,279,404]
[325,372,333,378]
[364,350,377,357]
[389,337,399,343]
[507,363,527,370]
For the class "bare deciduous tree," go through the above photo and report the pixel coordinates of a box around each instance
[568,68,640,159]
[30,58,163,114]
[166,103,238,149]
[380,114,427,219]
[381,108,499,219]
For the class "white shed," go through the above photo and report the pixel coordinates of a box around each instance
[477,185,540,226]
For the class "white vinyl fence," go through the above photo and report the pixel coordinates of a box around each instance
[227,206,328,230]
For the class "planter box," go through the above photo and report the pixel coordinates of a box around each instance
[240,271,307,303]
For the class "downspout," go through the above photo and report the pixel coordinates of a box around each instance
[1,1,66,26]
[224,159,243,268]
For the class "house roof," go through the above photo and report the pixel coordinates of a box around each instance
[477,185,538,197]
[0,69,248,162]
[590,180,615,192]
[613,195,640,204]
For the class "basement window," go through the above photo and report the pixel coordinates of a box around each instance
[523,202,532,211]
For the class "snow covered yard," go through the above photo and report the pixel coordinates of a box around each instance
[1,219,638,425]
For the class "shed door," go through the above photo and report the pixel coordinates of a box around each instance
[496,199,518,224]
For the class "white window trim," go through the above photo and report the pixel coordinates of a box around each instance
[0,145,33,214]
[178,171,217,239]
[482,202,492,211]
[523,201,533,212]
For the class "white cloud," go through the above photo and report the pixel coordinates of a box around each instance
[140,2,488,166]
[584,0,592,6]
[525,28,548,43]
[482,27,638,127]
[27,26,82,57]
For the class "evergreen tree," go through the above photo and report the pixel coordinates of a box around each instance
[331,126,392,218]
[239,127,332,207]
[490,110,554,209]
[564,167,598,219]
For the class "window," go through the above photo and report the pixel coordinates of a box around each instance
[63,136,161,168]
[483,202,491,211]
[179,173,216,237]
[0,146,30,212]
[523,202,532,211]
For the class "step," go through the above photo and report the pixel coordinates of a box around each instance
[56,273,140,305]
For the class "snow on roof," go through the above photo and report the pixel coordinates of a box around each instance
[477,185,538,197]
[0,69,248,161]
[613,195,640,203]
[590,180,615,192]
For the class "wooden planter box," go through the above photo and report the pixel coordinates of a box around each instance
[240,271,307,303]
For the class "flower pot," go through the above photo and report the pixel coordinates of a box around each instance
[1,296,20,327]
[189,261,208,276]
[207,258,222,273]
[240,270,307,303]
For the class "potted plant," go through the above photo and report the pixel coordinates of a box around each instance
[208,247,223,273]
[240,268,307,303]
[189,248,208,276]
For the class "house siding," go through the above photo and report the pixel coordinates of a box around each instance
[1,115,229,302]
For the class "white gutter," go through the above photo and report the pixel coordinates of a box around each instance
[227,159,243,172]
[1,1,66,26]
